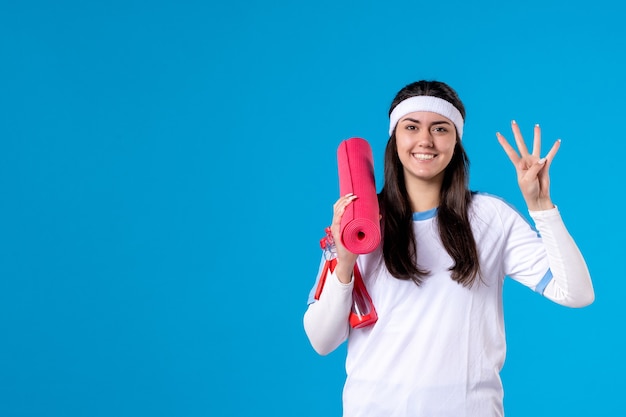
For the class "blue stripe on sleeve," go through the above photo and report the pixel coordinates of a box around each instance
[307,255,327,304]
[535,269,554,295]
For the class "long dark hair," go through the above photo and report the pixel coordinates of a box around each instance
[379,80,481,287]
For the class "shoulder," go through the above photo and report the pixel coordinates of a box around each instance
[469,192,531,229]
[470,192,519,215]
[470,192,536,233]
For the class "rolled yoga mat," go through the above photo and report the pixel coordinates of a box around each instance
[337,137,381,254]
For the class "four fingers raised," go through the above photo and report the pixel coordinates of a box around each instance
[497,121,560,166]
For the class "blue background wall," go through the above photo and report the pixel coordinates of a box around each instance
[1,0,622,415]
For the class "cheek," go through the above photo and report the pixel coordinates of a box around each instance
[439,138,457,153]
[395,134,409,146]
[395,138,411,154]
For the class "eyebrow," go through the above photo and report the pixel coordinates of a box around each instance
[401,117,452,126]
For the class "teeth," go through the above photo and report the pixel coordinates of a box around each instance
[413,154,434,160]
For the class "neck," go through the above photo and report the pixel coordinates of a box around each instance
[405,178,442,213]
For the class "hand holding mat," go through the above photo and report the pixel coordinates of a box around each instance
[337,137,381,254]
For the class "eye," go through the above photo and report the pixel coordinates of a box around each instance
[405,124,417,130]
[433,126,449,133]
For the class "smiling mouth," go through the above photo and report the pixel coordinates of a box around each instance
[412,153,435,160]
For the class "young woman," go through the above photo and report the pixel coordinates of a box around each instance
[303,80,594,416]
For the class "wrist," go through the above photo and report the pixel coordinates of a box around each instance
[527,198,555,211]
[335,264,355,284]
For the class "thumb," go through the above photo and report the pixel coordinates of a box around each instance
[524,157,547,180]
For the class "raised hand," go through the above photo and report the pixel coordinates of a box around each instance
[496,121,560,211]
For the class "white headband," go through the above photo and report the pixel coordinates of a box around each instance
[388,96,464,139]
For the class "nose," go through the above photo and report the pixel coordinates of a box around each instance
[417,130,434,147]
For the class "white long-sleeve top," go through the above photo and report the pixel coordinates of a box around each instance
[303,194,593,417]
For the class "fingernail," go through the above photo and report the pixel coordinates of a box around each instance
[511,120,517,125]
[538,158,547,164]
[535,123,540,127]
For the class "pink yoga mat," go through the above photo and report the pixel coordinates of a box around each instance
[337,137,381,254]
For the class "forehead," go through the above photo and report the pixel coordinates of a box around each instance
[399,111,453,123]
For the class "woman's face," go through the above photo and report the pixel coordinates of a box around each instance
[395,111,457,186]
